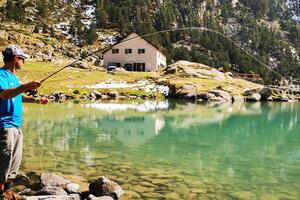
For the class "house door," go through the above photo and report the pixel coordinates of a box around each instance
[133,63,137,71]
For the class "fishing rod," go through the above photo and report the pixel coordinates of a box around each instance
[40,27,284,83]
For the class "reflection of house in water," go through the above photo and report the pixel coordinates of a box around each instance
[99,115,165,148]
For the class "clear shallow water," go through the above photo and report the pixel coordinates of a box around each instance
[21,101,300,199]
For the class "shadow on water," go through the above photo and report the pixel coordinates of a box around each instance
[21,101,300,199]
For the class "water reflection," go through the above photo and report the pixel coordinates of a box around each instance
[21,101,300,199]
[84,100,169,112]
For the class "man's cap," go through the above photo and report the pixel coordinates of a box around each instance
[2,44,29,59]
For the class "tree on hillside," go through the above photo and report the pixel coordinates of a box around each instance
[37,0,49,19]
[95,0,108,28]
[83,24,98,45]
[5,0,25,22]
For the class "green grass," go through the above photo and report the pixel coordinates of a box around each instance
[14,60,156,96]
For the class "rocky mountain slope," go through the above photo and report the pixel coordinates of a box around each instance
[0,0,299,83]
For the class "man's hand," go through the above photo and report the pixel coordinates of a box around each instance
[20,81,41,92]
[38,97,49,105]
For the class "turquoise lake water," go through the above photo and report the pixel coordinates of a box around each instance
[21,101,300,199]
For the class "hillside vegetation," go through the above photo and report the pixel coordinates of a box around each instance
[0,0,299,84]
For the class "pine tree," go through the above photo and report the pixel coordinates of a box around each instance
[37,0,49,19]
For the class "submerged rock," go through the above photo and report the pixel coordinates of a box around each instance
[230,191,256,200]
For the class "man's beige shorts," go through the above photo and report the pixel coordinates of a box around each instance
[0,128,23,183]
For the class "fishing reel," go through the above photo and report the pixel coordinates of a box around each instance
[25,89,38,97]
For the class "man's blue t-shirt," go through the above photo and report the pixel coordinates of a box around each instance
[0,67,22,128]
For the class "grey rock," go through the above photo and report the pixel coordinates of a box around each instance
[41,173,71,188]
[118,95,128,100]
[164,66,177,74]
[27,172,42,191]
[108,92,119,98]
[112,68,127,72]
[88,194,114,200]
[259,88,273,100]
[73,90,80,95]
[89,176,124,200]
[92,90,102,98]
[183,66,202,78]
[245,93,261,101]
[48,96,56,101]
[14,174,30,188]
[35,42,45,48]
[89,92,97,100]
[70,61,89,69]
[18,188,32,196]
[36,186,68,196]
[65,183,80,194]
[129,95,138,99]
[209,96,226,102]
[25,194,80,200]
[209,90,231,101]
[232,95,244,102]
[198,93,216,100]
[243,88,258,96]
[273,94,289,102]
[176,84,197,99]
[101,95,110,99]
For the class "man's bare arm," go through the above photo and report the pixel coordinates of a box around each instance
[0,81,41,100]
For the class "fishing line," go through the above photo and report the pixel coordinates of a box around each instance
[39,26,284,83]
[37,99,57,171]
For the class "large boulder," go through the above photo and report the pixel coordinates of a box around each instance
[35,186,68,196]
[245,93,261,102]
[175,84,197,99]
[89,176,124,200]
[208,90,232,101]
[198,92,216,101]
[259,87,273,100]
[25,194,80,200]
[164,66,177,74]
[243,88,258,96]
[41,173,71,189]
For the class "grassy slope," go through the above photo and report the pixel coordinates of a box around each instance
[14,60,156,96]
[0,60,262,98]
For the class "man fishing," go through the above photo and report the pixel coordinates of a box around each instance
[0,44,48,200]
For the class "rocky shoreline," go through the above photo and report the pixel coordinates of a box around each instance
[31,61,300,103]
[14,173,124,200]
[33,84,300,103]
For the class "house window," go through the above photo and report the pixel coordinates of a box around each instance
[125,49,132,54]
[112,49,119,54]
[138,49,145,54]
